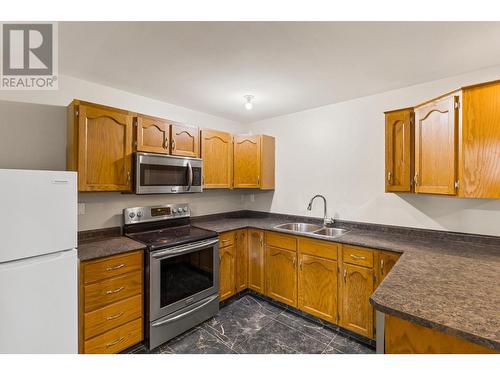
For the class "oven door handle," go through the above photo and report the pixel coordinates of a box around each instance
[151,238,219,260]
[187,161,193,191]
[151,295,219,327]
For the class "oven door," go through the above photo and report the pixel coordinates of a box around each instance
[149,238,219,321]
[135,152,202,194]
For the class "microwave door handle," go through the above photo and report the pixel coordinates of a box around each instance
[187,161,193,191]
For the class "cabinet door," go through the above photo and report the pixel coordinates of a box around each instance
[233,135,261,188]
[298,254,338,323]
[235,230,248,292]
[77,104,133,191]
[415,95,458,195]
[376,251,400,288]
[136,115,170,154]
[340,263,374,338]
[385,109,414,192]
[219,244,236,301]
[171,123,199,157]
[248,229,265,293]
[265,246,297,307]
[201,129,233,188]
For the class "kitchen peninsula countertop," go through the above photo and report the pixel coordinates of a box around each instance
[192,211,500,351]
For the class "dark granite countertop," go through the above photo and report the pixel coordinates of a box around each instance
[192,211,500,351]
[78,236,146,261]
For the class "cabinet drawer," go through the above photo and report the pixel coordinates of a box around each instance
[84,271,143,312]
[84,294,142,339]
[83,251,143,284]
[342,245,374,268]
[84,318,143,354]
[298,238,338,260]
[219,231,236,248]
[266,231,297,251]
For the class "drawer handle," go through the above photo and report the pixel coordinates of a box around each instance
[106,286,125,295]
[221,239,231,244]
[106,312,124,321]
[350,254,366,260]
[106,336,125,348]
[106,263,125,271]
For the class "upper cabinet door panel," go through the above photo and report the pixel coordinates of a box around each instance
[78,104,133,192]
[233,135,261,188]
[201,129,233,189]
[171,123,199,157]
[136,116,170,154]
[415,95,458,195]
[461,83,500,198]
[385,109,414,192]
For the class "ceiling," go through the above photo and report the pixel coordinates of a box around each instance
[60,22,500,122]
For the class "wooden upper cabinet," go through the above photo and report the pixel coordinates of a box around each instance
[265,245,297,307]
[170,123,199,157]
[235,229,248,293]
[136,115,170,154]
[200,129,233,188]
[248,229,265,294]
[460,82,500,198]
[414,94,459,195]
[219,243,236,301]
[233,134,275,189]
[67,100,134,192]
[340,263,374,339]
[385,108,414,192]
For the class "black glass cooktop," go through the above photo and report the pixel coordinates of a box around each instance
[126,224,217,251]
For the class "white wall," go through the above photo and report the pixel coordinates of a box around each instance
[244,65,500,236]
[0,75,247,231]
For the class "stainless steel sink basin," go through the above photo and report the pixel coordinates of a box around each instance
[313,227,349,238]
[274,222,322,233]
[273,222,349,239]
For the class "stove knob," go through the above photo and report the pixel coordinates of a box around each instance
[172,208,177,213]
[183,207,188,212]
[128,212,136,219]
[137,211,143,218]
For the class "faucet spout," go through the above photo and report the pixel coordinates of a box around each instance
[307,194,334,227]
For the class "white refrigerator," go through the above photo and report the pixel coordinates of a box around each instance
[0,169,78,353]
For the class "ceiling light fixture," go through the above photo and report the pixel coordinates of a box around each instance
[244,95,254,110]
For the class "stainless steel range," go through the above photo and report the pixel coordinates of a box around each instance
[123,204,219,350]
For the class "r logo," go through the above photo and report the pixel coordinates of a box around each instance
[2,24,53,76]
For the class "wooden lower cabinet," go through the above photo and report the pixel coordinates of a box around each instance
[235,230,248,292]
[79,250,144,354]
[298,254,338,323]
[376,251,401,287]
[385,314,498,354]
[265,245,297,307]
[219,242,236,301]
[339,262,374,339]
[248,229,265,293]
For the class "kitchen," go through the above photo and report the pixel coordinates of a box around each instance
[0,9,499,374]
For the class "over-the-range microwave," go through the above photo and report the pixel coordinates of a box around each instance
[135,152,202,194]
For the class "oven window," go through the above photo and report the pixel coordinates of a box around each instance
[160,247,214,307]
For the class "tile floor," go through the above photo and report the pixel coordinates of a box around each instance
[139,294,375,354]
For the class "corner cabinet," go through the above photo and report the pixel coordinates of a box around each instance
[200,129,233,189]
[67,100,134,192]
[385,79,500,199]
[384,108,414,192]
[233,134,275,189]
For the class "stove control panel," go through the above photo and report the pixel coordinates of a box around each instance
[124,203,190,225]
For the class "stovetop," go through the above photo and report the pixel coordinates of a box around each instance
[125,223,218,251]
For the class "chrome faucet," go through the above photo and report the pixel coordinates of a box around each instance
[307,194,334,227]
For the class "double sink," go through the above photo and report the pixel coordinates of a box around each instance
[273,222,349,239]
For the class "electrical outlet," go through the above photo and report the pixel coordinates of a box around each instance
[78,203,86,215]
